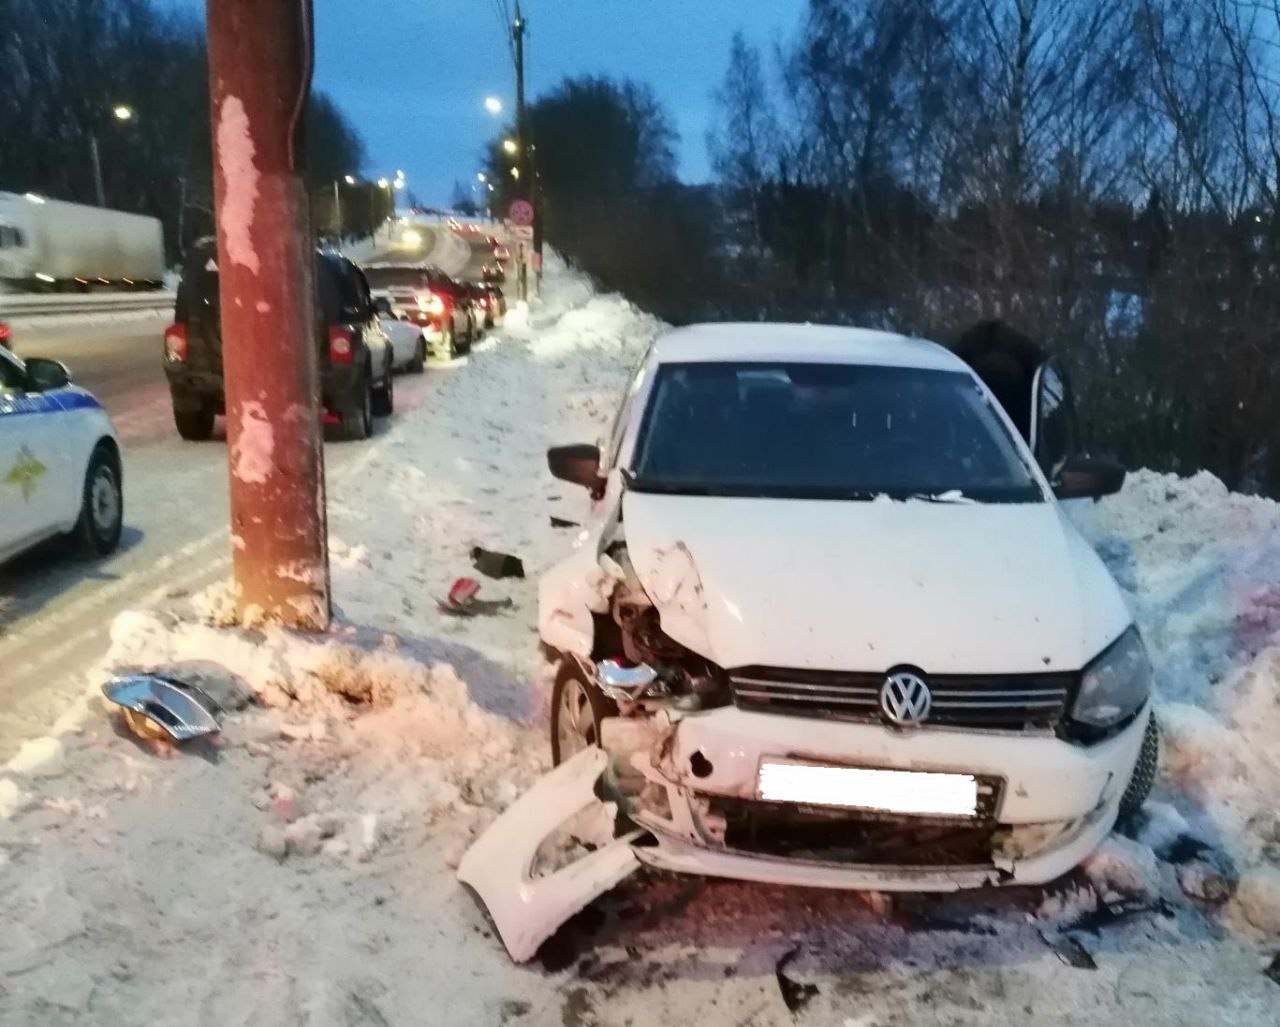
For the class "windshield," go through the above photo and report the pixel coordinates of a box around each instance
[631,362,1042,502]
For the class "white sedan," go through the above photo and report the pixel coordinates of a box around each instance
[372,297,427,373]
[1,346,123,564]
[461,322,1157,961]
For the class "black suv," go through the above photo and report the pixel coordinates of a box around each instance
[164,240,394,441]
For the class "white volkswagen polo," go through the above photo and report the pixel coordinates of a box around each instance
[0,345,123,564]
[461,323,1157,962]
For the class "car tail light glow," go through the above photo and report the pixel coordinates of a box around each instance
[416,292,446,316]
[0,322,11,344]
[328,325,355,364]
[164,323,188,362]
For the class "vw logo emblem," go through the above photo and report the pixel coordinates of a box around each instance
[879,671,932,725]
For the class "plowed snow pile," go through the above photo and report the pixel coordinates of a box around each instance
[0,258,1276,1025]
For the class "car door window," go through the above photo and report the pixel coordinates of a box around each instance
[1035,360,1077,478]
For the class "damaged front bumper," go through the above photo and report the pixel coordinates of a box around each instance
[459,703,1150,961]
[624,704,1149,890]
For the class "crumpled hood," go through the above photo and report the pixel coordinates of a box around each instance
[621,492,1128,674]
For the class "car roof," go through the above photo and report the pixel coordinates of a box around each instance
[651,323,967,373]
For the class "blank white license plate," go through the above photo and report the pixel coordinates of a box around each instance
[757,759,979,817]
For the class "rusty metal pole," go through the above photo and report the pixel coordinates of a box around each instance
[206,0,329,630]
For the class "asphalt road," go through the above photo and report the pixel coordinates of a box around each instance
[0,224,497,760]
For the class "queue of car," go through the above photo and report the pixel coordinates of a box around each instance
[163,239,506,442]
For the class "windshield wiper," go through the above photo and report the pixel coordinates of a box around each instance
[903,490,978,504]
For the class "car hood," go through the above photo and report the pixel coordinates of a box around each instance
[621,492,1128,674]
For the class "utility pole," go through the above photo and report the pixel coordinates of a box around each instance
[513,1,530,302]
[205,0,330,631]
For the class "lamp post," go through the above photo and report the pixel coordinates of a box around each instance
[90,103,135,207]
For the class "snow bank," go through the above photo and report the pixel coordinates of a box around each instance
[1075,470,1280,926]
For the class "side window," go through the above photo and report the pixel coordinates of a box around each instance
[0,350,27,394]
[1036,360,1077,477]
[604,352,650,469]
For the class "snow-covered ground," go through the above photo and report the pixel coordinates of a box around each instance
[0,259,1277,1025]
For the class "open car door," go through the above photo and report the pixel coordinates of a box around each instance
[952,321,1093,486]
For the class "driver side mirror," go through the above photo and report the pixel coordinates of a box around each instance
[547,444,605,496]
[25,357,71,392]
[1053,454,1125,501]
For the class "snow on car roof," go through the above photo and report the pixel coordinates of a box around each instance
[652,323,966,373]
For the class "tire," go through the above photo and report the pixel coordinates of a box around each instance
[339,368,373,441]
[549,658,618,766]
[372,361,394,417]
[73,444,123,557]
[173,404,215,441]
[1118,714,1159,822]
[410,336,426,373]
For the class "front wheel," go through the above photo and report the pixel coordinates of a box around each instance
[72,444,123,557]
[1118,714,1160,822]
[409,336,426,373]
[549,658,618,766]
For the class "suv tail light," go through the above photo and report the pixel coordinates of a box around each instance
[328,325,355,364]
[164,323,188,362]
[416,291,446,316]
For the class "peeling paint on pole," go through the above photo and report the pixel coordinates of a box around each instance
[215,96,261,275]
[207,0,329,631]
[232,400,274,484]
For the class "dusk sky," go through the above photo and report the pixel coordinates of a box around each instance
[159,1,804,205]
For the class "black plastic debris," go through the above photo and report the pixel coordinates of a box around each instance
[1064,896,1172,935]
[438,577,515,617]
[1041,931,1098,970]
[775,945,820,1015]
[101,673,222,743]
[471,547,525,580]
[550,516,579,529]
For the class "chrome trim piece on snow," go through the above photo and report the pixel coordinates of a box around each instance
[101,674,222,741]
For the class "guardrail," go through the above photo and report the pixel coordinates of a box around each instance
[0,292,175,319]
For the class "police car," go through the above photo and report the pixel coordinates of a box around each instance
[0,345,123,564]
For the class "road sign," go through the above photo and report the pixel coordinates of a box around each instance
[512,225,534,240]
[509,199,534,226]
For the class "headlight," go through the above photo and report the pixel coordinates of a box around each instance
[1072,627,1152,728]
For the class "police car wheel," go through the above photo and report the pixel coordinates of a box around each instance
[74,445,123,557]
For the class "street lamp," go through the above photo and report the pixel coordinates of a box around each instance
[377,177,390,189]
[484,96,503,115]
[502,138,519,156]
[476,172,487,183]
[344,175,356,185]
[91,103,136,207]
[510,167,520,180]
